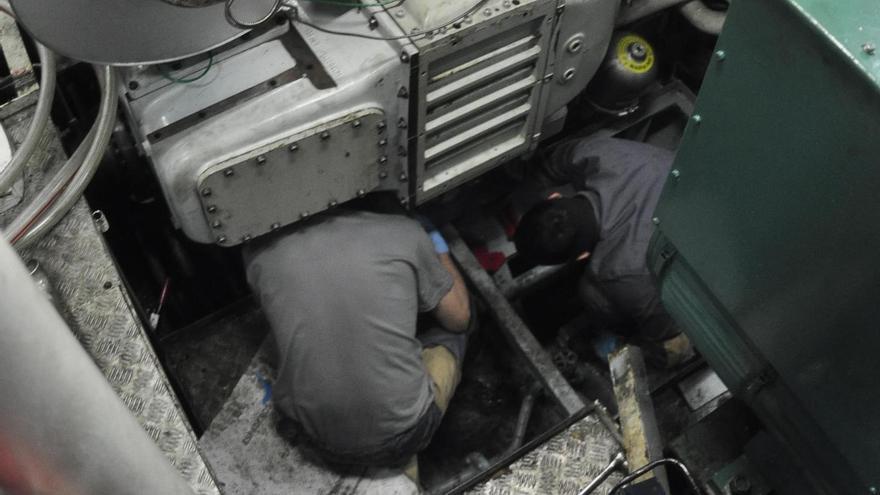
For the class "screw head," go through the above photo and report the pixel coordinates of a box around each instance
[201,187,212,197]
[715,49,727,61]
[288,143,299,152]
[352,119,362,128]
[207,205,217,213]
[399,173,408,182]
[329,200,338,207]
[357,189,366,197]
[319,131,330,140]
[863,43,877,55]
[256,155,267,165]
[211,220,222,229]
[216,235,227,244]
[378,138,388,147]
[270,222,281,230]
[223,168,234,177]
[378,155,388,164]
[652,217,660,225]
[300,211,310,219]
[671,169,681,178]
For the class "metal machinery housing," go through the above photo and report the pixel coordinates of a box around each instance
[118,0,618,245]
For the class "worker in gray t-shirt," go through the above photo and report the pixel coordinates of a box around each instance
[244,204,471,475]
[514,137,691,368]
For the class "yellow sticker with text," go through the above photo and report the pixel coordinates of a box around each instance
[616,34,655,74]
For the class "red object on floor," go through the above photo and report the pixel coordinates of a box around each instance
[473,246,507,273]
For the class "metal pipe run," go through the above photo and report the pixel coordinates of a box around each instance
[0,235,193,494]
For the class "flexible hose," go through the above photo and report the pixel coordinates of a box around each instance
[0,42,57,194]
[680,0,726,35]
[10,66,117,249]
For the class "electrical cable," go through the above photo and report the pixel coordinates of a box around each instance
[608,458,702,495]
[290,0,490,41]
[160,54,215,84]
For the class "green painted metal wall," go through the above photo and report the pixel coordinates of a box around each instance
[649,0,880,493]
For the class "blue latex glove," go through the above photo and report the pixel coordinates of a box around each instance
[414,214,448,254]
[429,230,449,255]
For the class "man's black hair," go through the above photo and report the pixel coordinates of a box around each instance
[514,197,600,265]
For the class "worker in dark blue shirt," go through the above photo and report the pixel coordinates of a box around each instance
[515,137,692,368]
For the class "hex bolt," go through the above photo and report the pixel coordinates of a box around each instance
[692,114,702,124]
[399,173,408,182]
[357,189,366,197]
[201,187,212,197]
[352,119,362,128]
[715,49,727,61]
[864,43,877,55]
[378,138,388,147]
[207,205,218,214]
[652,217,660,225]
[378,155,388,165]
[256,155,267,165]
[211,220,222,229]
[288,143,299,152]
[671,169,681,179]
[216,235,227,244]
[223,168,234,177]
[319,131,330,140]
[270,222,282,230]
[379,171,389,179]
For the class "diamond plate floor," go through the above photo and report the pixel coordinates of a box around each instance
[0,96,219,495]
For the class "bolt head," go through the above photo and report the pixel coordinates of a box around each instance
[377,121,387,133]
[863,43,877,55]
[652,217,660,225]
[256,155,267,165]
[242,234,252,242]
[223,168,234,177]
[379,171,388,179]
[378,155,388,164]
[483,8,492,16]
[399,173,408,182]
[329,200,338,207]
[378,138,388,147]
[207,205,218,213]
[270,222,282,230]
[671,169,681,178]
[400,51,410,63]
[201,187,212,197]
[319,131,330,140]
[692,114,702,124]
[288,143,299,152]
[398,118,407,129]
[715,49,727,61]
[211,220,222,229]
[300,211,310,218]
[352,119,362,128]
[216,235,227,244]
[357,189,366,197]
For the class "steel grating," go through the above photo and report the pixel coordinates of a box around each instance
[467,414,624,495]
[0,95,219,495]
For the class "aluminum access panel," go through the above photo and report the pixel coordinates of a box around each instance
[403,0,559,202]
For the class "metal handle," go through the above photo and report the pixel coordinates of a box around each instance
[578,452,628,495]
[224,0,283,28]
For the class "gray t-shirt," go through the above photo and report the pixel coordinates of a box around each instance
[244,210,453,452]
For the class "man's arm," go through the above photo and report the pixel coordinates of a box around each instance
[432,253,471,333]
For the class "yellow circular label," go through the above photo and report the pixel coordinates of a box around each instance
[616,34,655,74]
